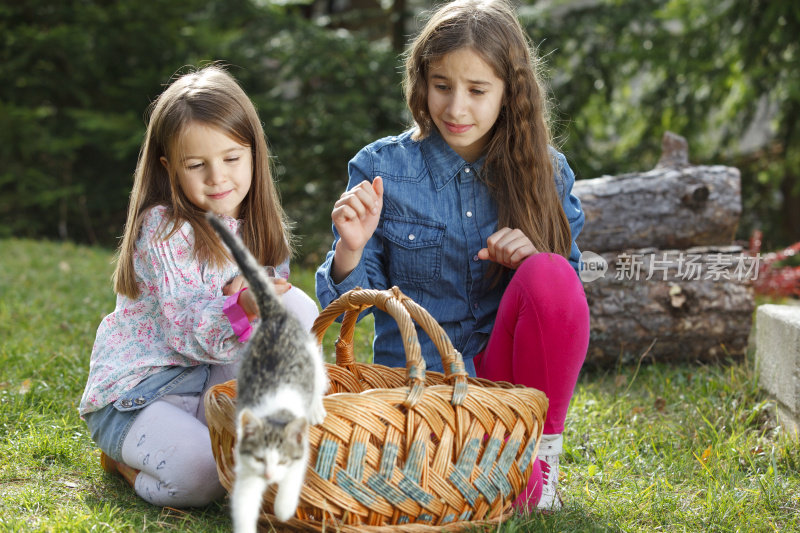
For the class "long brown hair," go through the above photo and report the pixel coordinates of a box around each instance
[113,64,291,298]
[404,0,572,262]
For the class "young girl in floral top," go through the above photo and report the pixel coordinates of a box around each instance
[80,65,318,507]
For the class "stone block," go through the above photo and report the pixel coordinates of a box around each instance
[756,304,800,439]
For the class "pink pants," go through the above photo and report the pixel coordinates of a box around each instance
[474,253,590,507]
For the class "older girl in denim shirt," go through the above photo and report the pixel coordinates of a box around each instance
[316,0,589,512]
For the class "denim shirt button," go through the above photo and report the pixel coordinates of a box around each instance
[466,211,473,217]
[472,254,479,262]
[465,167,471,173]
[134,396,146,405]
[408,234,415,241]
[120,399,133,408]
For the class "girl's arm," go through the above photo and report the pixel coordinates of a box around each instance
[136,208,245,363]
[476,152,584,273]
[316,148,389,311]
[555,152,585,274]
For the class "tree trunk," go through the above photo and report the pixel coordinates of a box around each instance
[574,165,741,253]
[582,246,755,365]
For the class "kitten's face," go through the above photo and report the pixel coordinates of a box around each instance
[239,448,291,481]
[236,408,307,483]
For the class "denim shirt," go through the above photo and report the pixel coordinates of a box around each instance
[315,128,584,373]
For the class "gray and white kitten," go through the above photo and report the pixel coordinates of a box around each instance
[206,214,328,532]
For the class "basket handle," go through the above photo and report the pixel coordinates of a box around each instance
[311,287,469,407]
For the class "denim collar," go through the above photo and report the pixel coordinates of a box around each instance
[419,128,486,191]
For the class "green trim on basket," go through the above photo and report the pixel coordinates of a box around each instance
[367,472,409,506]
[314,439,338,481]
[345,441,367,481]
[378,442,399,479]
[335,469,378,507]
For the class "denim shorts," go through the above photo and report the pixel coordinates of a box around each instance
[83,365,210,462]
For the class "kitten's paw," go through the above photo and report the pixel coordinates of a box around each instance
[309,401,326,426]
[232,520,258,533]
[273,497,299,522]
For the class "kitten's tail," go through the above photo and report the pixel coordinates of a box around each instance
[205,212,282,316]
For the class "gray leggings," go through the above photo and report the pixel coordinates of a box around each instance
[120,363,237,507]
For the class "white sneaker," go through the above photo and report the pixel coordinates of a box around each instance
[536,433,563,511]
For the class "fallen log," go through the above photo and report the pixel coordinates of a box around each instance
[581,245,756,365]
[573,132,741,253]
[574,166,741,253]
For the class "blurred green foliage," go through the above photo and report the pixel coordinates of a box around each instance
[523,0,799,249]
[1,0,797,264]
[0,0,405,263]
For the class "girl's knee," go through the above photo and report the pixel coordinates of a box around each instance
[516,252,573,279]
[282,286,320,332]
[139,440,224,506]
[157,453,225,507]
[181,476,226,507]
[185,455,226,506]
[507,253,589,335]
[513,253,583,300]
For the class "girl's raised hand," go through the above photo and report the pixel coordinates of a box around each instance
[477,227,538,269]
[331,177,383,282]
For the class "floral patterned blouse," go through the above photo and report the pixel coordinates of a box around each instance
[79,205,288,416]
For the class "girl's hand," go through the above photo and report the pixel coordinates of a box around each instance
[223,275,249,296]
[223,275,292,321]
[270,277,292,296]
[477,227,538,269]
[331,177,383,282]
[223,275,257,320]
[236,289,259,321]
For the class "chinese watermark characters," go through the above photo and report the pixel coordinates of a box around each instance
[579,251,761,283]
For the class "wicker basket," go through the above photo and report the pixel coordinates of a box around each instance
[205,287,548,532]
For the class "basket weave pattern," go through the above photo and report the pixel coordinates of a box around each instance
[205,287,548,532]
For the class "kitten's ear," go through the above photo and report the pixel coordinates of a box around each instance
[238,408,262,438]
[286,417,308,445]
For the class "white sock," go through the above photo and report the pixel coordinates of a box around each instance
[539,433,563,456]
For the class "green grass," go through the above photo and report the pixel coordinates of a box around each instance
[1,238,798,532]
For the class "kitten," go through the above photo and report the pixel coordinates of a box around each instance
[206,213,328,532]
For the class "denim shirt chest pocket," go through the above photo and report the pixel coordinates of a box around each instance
[382,214,445,284]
